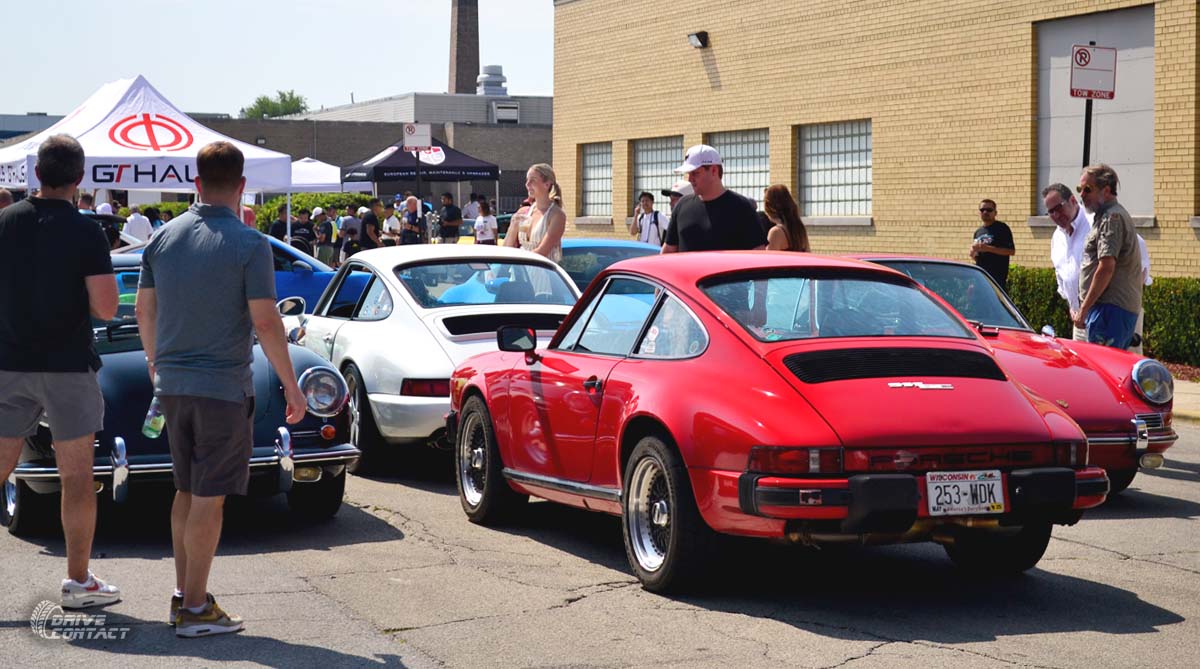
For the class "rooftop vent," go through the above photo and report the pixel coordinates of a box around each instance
[477,65,508,96]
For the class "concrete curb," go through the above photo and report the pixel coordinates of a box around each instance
[1174,410,1200,424]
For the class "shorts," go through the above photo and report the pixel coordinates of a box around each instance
[476,239,497,245]
[159,395,254,497]
[1086,302,1138,350]
[316,245,337,265]
[0,370,104,441]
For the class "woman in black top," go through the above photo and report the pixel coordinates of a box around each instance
[763,185,810,252]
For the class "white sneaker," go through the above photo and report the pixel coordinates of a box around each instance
[61,571,122,609]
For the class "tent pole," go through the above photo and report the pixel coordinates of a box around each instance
[494,180,499,213]
[286,193,292,241]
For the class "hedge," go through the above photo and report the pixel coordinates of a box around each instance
[1007,265,1200,366]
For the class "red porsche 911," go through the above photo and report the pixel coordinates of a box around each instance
[446,252,1109,592]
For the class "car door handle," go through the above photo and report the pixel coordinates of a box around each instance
[583,377,603,393]
[323,334,333,343]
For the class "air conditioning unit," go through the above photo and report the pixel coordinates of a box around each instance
[491,101,520,124]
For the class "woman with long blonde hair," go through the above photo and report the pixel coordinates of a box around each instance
[764,184,810,252]
[504,163,565,262]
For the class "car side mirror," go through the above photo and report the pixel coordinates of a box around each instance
[497,325,537,353]
[287,327,305,344]
[277,296,307,316]
[1041,325,1057,338]
[292,260,314,275]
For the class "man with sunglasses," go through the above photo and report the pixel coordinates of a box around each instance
[1074,164,1142,350]
[1043,183,1091,341]
[969,199,1015,291]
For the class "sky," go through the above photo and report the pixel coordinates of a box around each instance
[7,0,554,117]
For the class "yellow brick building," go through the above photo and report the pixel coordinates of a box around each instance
[552,0,1199,276]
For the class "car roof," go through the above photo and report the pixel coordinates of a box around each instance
[562,238,659,251]
[846,253,975,267]
[606,251,908,286]
[352,243,557,266]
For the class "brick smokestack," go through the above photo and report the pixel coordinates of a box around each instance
[448,0,480,95]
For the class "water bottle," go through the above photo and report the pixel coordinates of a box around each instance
[142,397,165,439]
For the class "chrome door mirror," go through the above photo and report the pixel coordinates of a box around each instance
[1040,325,1057,338]
[277,296,307,316]
[497,325,537,352]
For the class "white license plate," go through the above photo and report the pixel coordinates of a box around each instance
[926,470,1005,516]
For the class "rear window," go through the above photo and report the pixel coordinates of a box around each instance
[394,260,577,309]
[701,272,973,342]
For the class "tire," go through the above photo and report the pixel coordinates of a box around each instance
[2,477,58,537]
[944,521,1053,575]
[621,436,715,593]
[1106,469,1137,495]
[287,467,346,519]
[455,395,527,524]
[343,364,384,475]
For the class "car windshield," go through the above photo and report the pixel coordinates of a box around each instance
[875,261,1028,330]
[394,260,577,309]
[559,245,659,291]
[92,268,145,354]
[701,271,974,342]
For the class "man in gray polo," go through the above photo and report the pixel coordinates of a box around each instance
[1074,164,1142,349]
[0,135,121,608]
[136,141,306,638]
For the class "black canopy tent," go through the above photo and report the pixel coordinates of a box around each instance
[342,138,500,183]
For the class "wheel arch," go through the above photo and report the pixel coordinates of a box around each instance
[619,415,678,484]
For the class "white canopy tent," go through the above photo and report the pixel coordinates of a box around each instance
[0,75,291,192]
[290,157,372,193]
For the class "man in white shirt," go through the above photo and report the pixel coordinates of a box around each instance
[1130,235,1152,355]
[124,205,154,242]
[1043,183,1091,341]
[629,191,668,247]
[381,202,402,246]
[461,192,481,222]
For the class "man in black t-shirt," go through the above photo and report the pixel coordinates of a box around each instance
[0,135,121,607]
[971,198,1016,291]
[267,204,290,242]
[359,198,383,250]
[663,144,767,253]
[438,192,462,244]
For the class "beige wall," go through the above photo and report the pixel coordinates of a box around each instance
[553,0,1199,276]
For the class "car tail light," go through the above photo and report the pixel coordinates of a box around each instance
[401,379,451,397]
[747,447,842,475]
[1052,440,1088,467]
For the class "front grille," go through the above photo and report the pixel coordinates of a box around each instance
[783,348,1007,384]
[442,313,564,336]
[1134,413,1165,430]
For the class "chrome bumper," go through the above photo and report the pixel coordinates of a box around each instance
[13,428,360,502]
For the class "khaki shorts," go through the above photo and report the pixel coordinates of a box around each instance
[0,371,104,441]
[160,395,254,497]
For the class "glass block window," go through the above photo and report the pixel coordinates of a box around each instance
[704,129,770,209]
[632,136,684,210]
[580,143,613,217]
[798,120,872,217]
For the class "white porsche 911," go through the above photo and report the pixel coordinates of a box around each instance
[281,244,580,469]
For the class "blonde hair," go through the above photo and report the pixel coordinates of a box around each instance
[527,163,562,206]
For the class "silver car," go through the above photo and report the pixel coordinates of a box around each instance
[284,244,580,469]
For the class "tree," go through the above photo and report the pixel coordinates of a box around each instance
[239,90,309,119]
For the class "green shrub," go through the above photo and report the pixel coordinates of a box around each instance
[1008,265,1200,366]
[254,193,375,233]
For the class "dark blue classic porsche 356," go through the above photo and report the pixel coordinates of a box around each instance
[1,253,360,536]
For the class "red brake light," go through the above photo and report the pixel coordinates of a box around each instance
[401,379,452,397]
[748,447,842,475]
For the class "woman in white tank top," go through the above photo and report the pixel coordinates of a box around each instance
[505,163,565,263]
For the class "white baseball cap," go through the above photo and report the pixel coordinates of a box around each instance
[661,180,694,198]
[95,202,113,215]
[311,206,324,217]
[674,144,722,173]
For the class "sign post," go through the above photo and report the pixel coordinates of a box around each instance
[1070,42,1117,168]
[402,123,433,211]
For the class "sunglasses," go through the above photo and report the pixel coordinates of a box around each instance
[1076,184,1095,195]
[979,207,995,213]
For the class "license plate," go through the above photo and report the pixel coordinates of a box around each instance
[926,470,1005,516]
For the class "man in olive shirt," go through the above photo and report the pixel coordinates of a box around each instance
[1074,164,1142,349]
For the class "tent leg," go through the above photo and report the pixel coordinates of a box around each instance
[286,193,292,241]
[494,181,500,213]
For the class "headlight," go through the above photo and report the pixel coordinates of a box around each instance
[1131,359,1174,405]
[298,368,349,418]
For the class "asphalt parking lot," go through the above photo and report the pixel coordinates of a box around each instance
[2,422,1197,668]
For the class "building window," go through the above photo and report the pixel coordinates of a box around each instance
[798,120,872,217]
[580,143,613,217]
[632,136,684,211]
[704,129,770,208]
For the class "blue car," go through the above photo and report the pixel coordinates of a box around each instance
[115,235,336,313]
[559,238,659,292]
